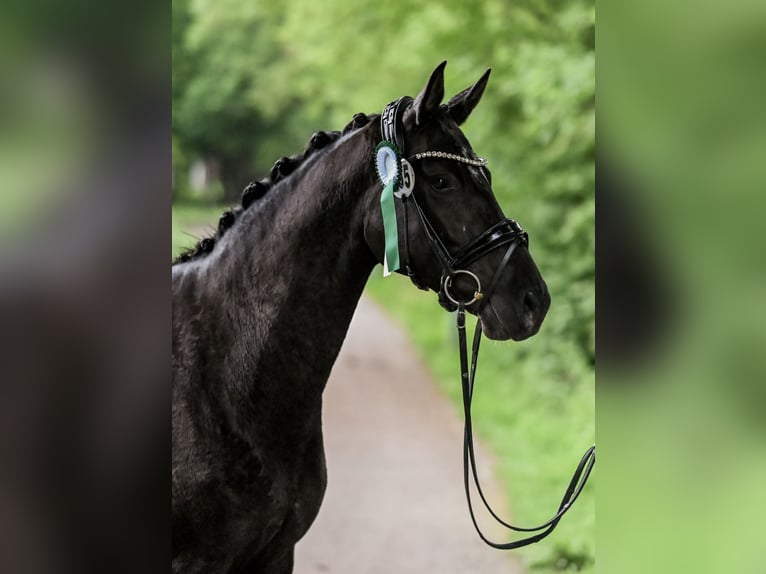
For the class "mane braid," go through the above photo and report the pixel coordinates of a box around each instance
[171,113,374,266]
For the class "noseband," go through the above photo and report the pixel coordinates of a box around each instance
[376,97,596,550]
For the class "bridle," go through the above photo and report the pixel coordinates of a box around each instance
[376,97,596,550]
[380,97,525,303]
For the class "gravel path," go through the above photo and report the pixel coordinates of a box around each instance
[294,296,523,574]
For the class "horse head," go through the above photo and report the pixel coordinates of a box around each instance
[364,61,550,341]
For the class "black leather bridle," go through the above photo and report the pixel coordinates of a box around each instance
[379,97,596,550]
[381,97,529,306]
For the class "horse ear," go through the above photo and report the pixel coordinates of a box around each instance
[445,68,491,125]
[412,61,447,126]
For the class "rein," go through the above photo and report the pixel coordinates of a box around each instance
[376,98,596,550]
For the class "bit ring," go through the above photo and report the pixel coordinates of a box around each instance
[443,270,483,306]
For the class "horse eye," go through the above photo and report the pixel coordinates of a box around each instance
[431,176,451,191]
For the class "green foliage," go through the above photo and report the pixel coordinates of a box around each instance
[173,1,594,570]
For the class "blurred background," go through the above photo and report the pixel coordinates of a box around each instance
[597,2,766,573]
[172,1,595,572]
[0,0,169,572]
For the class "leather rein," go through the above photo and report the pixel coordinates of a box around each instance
[379,97,596,550]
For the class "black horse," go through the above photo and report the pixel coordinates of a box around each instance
[172,62,550,573]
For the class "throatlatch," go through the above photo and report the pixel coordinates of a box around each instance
[373,97,596,550]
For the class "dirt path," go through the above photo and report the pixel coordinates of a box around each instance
[294,296,523,574]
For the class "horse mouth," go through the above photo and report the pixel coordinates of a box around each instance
[478,298,548,342]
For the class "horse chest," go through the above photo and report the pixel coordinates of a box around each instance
[193,434,322,574]
[173,434,327,573]
[263,430,328,544]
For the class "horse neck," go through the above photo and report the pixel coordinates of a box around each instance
[181,125,380,417]
[248,126,379,325]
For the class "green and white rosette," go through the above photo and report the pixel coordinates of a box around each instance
[375,141,402,276]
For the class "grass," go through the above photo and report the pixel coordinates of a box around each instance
[171,201,595,572]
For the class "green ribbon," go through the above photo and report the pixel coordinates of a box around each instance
[380,179,400,275]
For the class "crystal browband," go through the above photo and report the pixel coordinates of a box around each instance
[410,151,488,167]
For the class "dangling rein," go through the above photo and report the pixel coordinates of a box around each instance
[441,234,595,549]
[374,97,595,549]
[452,239,595,549]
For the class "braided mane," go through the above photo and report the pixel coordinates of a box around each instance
[172,112,374,265]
